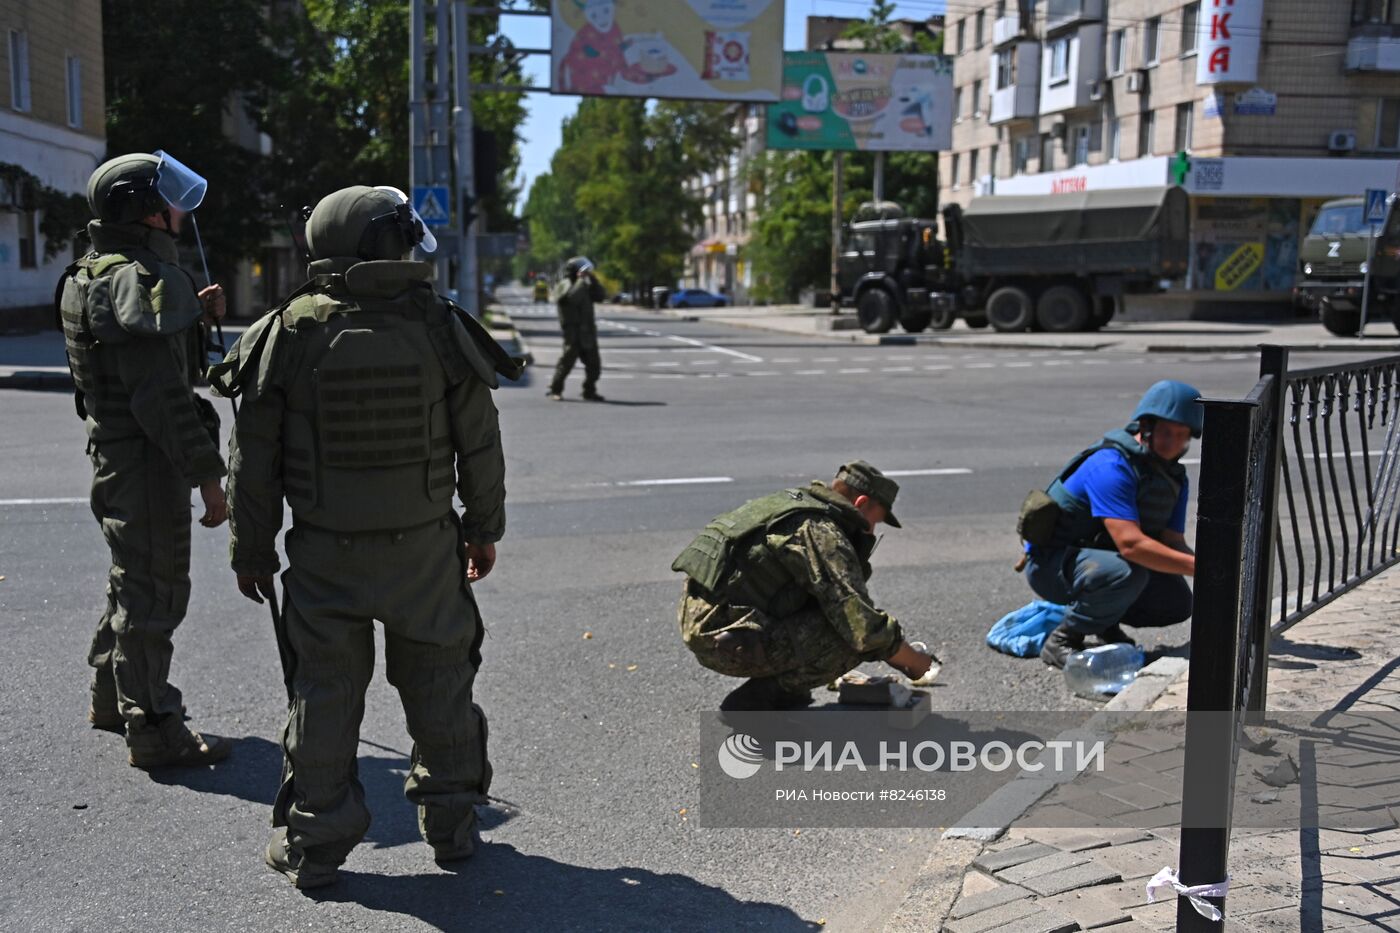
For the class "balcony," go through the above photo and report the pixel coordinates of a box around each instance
[992,12,1025,47]
[1347,33,1400,72]
[1046,0,1105,35]
[1039,24,1106,114]
[991,85,1039,124]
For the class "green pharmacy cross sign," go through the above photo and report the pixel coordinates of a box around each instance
[1170,152,1191,186]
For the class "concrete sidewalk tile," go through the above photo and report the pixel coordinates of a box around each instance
[1100,782,1179,811]
[988,913,1081,933]
[1126,897,1179,930]
[948,883,1034,920]
[997,850,1093,885]
[1319,883,1400,917]
[1227,906,1306,932]
[1126,748,1187,774]
[1020,860,1122,897]
[963,870,1006,898]
[1221,885,1305,918]
[1035,889,1134,929]
[1017,804,1104,830]
[1112,729,1188,754]
[942,898,1042,933]
[1018,827,1132,852]
[974,842,1061,873]
[1086,838,1178,882]
[1318,853,1400,884]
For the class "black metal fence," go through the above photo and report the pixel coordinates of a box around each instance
[1175,346,1400,930]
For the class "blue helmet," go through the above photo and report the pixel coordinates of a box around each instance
[1134,380,1204,438]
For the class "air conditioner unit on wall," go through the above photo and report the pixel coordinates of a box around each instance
[1329,130,1357,153]
[1125,70,1146,94]
[1089,81,1106,102]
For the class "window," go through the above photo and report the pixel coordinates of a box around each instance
[956,19,966,54]
[990,144,1000,179]
[1175,102,1194,152]
[1049,37,1071,84]
[1376,98,1400,150]
[1041,134,1057,172]
[1109,117,1123,160]
[953,86,964,121]
[996,0,1008,16]
[66,55,82,128]
[1138,109,1156,156]
[975,11,986,48]
[1181,3,1200,56]
[1073,126,1091,166]
[1110,29,1127,75]
[995,49,1014,89]
[951,153,961,188]
[1144,17,1161,66]
[1014,137,1032,174]
[18,209,37,269]
[972,79,983,117]
[969,149,980,185]
[1352,0,1400,25]
[8,30,30,112]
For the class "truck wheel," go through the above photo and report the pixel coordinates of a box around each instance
[1036,285,1091,333]
[1321,301,1361,337]
[1088,296,1116,331]
[986,286,1035,332]
[929,303,956,330]
[899,307,933,333]
[857,288,896,334]
[963,311,990,329]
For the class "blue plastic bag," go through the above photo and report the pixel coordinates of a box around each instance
[986,600,1068,658]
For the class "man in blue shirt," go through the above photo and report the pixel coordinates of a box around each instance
[1024,381,1201,669]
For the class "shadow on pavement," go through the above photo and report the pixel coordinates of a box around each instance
[148,734,281,804]
[315,843,818,932]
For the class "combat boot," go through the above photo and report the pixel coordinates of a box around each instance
[89,674,186,734]
[265,829,340,890]
[1097,624,1136,646]
[127,716,231,769]
[582,391,606,402]
[1040,624,1085,669]
[720,677,813,712]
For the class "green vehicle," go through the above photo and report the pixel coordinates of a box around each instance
[1296,197,1400,335]
[837,187,1191,334]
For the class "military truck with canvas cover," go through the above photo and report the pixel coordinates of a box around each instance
[837,186,1190,334]
[1296,196,1400,336]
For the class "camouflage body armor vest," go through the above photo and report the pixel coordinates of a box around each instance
[1046,427,1186,549]
[672,484,875,617]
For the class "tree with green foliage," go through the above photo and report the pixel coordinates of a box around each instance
[520,98,736,294]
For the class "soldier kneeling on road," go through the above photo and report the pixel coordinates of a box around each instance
[672,462,935,711]
[1018,381,1201,669]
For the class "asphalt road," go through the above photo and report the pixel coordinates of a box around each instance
[0,287,1328,932]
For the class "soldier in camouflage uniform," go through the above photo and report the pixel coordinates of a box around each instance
[210,185,517,889]
[547,256,606,401]
[58,152,231,769]
[673,462,935,711]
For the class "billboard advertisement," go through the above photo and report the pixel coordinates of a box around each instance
[551,0,784,102]
[1196,0,1263,86]
[766,52,954,152]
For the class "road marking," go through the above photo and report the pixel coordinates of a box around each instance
[793,369,827,376]
[813,357,840,363]
[965,363,996,369]
[883,366,914,373]
[883,468,974,477]
[648,361,682,367]
[770,357,799,364]
[745,371,779,376]
[604,320,765,363]
[618,476,733,487]
[924,365,952,371]
[1003,362,1034,368]
[0,497,88,505]
[839,368,871,374]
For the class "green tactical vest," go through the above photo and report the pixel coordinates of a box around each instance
[671,483,875,617]
[57,222,203,434]
[1046,427,1187,549]
[274,265,460,533]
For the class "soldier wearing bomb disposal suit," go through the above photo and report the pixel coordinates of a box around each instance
[58,151,231,769]
[211,185,519,888]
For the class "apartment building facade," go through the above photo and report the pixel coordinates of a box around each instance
[684,103,766,303]
[0,0,105,325]
[942,0,1400,298]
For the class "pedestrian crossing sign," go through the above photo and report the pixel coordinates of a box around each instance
[1366,189,1389,226]
[412,186,451,226]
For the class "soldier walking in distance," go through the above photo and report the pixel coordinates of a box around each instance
[547,255,606,401]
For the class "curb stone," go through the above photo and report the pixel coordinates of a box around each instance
[882,657,1191,932]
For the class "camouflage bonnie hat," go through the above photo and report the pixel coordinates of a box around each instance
[836,460,901,528]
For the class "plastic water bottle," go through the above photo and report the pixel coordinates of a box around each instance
[1063,644,1146,698]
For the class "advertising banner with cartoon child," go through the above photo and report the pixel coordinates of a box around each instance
[551,0,784,102]
[1192,197,1301,292]
[766,52,954,152]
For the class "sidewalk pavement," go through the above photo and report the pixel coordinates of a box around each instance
[883,567,1400,932]
[646,304,1400,355]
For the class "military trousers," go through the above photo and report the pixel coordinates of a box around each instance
[1025,545,1193,637]
[274,515,491,868]
[86,437,191,740]
[677,583,870,693]
[549,324,601,396]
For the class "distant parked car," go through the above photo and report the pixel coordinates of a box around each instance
[611,291,634,304]
[668,288,730,308]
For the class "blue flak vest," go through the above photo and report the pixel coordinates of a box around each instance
[1045,426,1186,550]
